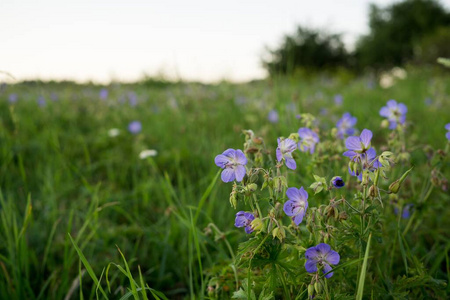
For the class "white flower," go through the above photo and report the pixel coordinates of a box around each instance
[108,128,120,137]
[139,149,158,159]
[379,73,394,89]
[391,67,407,79]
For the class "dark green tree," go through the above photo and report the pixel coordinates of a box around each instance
[263,26,350,76]
[355,0,450,69]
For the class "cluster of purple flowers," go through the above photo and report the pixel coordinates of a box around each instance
[379,100,407,129]
[343,129,380,180]
[336,113,357,139]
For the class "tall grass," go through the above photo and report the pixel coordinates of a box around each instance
[0,68,449,298]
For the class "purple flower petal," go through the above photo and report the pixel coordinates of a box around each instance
[379,106,390,118]
[445,123,450,131]
[214,154,230,168]
[244,225,254,234]
[235,165,246,182]
[345,136,362,151]
[234,211,248,227]
[283,199,301,217]
[285,157,296,170]
[221,168,235,182]
[293,210,305,225]
[326,250,340,265]
[388,121,397,129]
[398,103,407,114]
[343,150,357,158]
[316,243,331,255]
[298,187,308,201]
[305,246,320,260]
[235,150,248,165]
[446,132,450,140]
[286,187,300,201]
[387,99,397,108]
[276,147,282,162]
[323,263,334,278]
[359,129,372,148]
[305,259,318,273]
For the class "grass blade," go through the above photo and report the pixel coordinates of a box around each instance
[68,233,109,299]
[356,233,372,300]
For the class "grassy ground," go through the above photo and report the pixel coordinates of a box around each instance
[0,67,449,299]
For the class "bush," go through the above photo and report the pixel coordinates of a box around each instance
[263,26,350,76]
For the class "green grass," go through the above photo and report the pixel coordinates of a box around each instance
[0,67,449,299]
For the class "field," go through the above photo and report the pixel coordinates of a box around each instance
[0,67,449,299]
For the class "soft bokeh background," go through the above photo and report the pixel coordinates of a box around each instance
[1,1,450,299]
[3,0,444,83]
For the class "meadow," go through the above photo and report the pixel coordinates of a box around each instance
[0,67,449,299]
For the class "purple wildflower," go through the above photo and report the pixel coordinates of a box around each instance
[343,129,381,180]
[348,148,381,180]
[268,109,279,123]
[298,128,319,154]
[446,123,450,141]
[99,88,108,100]
[343,129,373,157]
[394,204,413,219]
[336,113,357,139]
[50,92,58,102]
[8,94,18,103]
[283,187,308,226]
[234,211,255,234]
[214,149,247,182]
[276,138,297,170]
[331,176,345,188]
[424,97,432,106]
[128,92,138,106]
[379,100,407,129]
[305,243,340,279]
[38,96,46,107]
[334,94,343,105]
[128,121,142,134]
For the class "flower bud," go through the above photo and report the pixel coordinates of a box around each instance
[381,119,390,128]
[362,170,370,186]
[369,185,378,198]
[244,183,258,196]
[272,226,286,241]
[308,284,315,298]
[331,127,338,137]
[229,191,237,209]
[389,166,413,194]
[314,281,322,294]
[339,211,348,220]
[331,176,345,188]
[207,286,215,298]
[250,218,263,232]
[310,181,323,194]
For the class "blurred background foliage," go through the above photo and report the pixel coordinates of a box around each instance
[263,0,450,75]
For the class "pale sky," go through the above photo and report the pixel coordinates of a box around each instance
[1,0,449,83]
